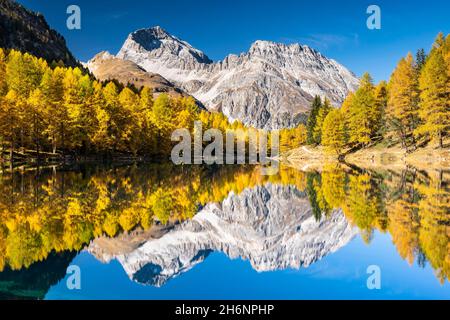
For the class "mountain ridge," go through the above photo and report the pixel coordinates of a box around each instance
[86,50,196,100]
[0,0,77,66]
[106,26,360,129]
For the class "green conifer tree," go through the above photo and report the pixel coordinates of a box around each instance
[306,96,322,145]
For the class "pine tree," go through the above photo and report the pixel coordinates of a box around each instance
[306,96,322,145]
[416,48,427,72]
[387,53,419,147]
[322,109,347,156]
[374,81,388,139]
[313,98,331,144]
[417,34,449,148]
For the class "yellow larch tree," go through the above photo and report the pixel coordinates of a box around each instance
[417,33,449,148]
[312,98,332,144]
[387,53,419,147]
[346,73,378,147]
[322,108,347,156]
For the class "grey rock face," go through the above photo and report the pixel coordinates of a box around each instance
[88,183,357,287]
[112,26,360,129]
[117,26,212,71]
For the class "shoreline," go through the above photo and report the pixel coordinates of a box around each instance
[0,144,448,175]
[284,143,449,173]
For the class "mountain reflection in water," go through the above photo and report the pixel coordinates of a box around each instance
[0,163,448,299]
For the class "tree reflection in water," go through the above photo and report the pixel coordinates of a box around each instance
[0,163,448,292]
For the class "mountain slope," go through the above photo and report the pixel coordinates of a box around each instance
[113,26,359,129]
[86,51,189,98]
[0,0,77,66]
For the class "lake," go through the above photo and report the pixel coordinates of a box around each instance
[0,163,448,299]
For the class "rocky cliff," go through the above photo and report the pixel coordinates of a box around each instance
[0,0,77,66]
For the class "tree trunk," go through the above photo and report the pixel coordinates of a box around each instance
[20,128,24,153]
[36,137,40,164]
[61,123,66,164]
[61,123,65,153]
[34,114,40,164]
[400,128,406,149]
[52,133,57,154]
[9,139,14,171]
[0,143,3,167]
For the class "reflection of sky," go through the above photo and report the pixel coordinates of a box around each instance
[45,231,450,300]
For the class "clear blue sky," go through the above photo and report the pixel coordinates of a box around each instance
[17,0,450,82]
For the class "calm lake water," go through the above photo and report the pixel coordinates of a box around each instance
[0,163,448,300]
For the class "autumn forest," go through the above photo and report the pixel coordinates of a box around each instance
[307,33,449,156]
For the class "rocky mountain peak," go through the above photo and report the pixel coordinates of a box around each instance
[128,26,176,50]
[249,40,294,53]
[87,51,114,67]
[247,39,331,68]
[117,26,212,67]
